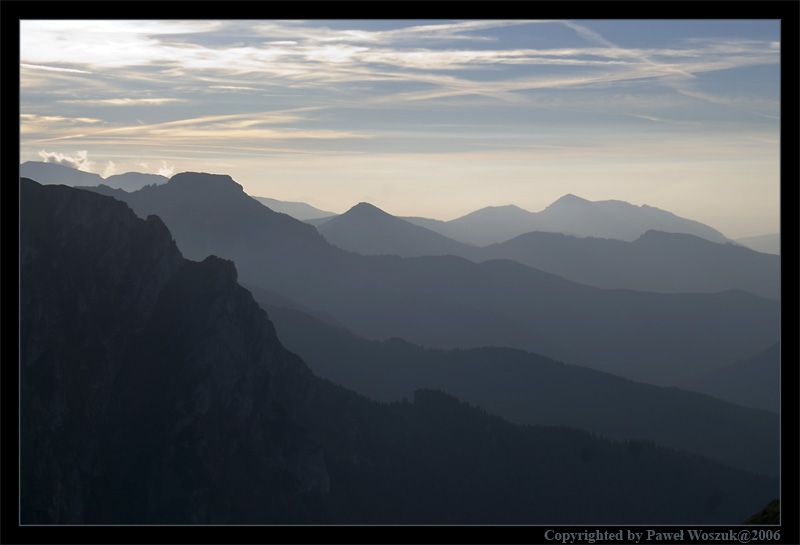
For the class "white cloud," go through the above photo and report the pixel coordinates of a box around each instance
[38,149,94,172]
[157,161,175,177]
[103,160,117,178]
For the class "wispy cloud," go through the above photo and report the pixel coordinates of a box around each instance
[59,98,185,106]
[21,63,92,74]
[20,20,778,113]
[20,114,103,136]
[22,108,373,147]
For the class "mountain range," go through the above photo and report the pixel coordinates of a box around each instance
[81,173,780,388]
[20,177,780,525]
[397,193,731,245]
[317,202,780,300]
[20,160,169,192]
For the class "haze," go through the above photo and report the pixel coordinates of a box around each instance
[20,19,780,239]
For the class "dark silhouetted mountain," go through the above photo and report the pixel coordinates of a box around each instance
[20,179,779,524]
[20,160,104,186]
[254,196,336,221]
[404,194,729,245]
[80,173,780,387]
[260,301,779,478]
[478,230,780,300]
[682,343,781,414]
[736,233,780,255]
[87,172,332,264]
[317,202,475,257]
[21,178,327,524]
[20,160,167,191]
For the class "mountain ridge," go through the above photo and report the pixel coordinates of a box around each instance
[403,193,729,245]
[20,161,168,191]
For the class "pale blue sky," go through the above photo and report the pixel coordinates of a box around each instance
[20,19,780,238]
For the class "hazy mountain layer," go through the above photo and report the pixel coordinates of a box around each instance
[260,301,779,478]
[20,161,104,187]
[402,193,730,245]
[482,229,779,300]
[318,202,474,257]
[313,202,779,300]
[19,179,779,524]
[80,173,780,387]
[20,161,168,191]
[681,343,781,414]
[736,233,780,255]
[254,196,336,221]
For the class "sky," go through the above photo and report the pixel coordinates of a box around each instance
[19,19,781,239]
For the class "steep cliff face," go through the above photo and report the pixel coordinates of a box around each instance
[20,179,327,523]
[87,255,327,524]
[21,179,185,522]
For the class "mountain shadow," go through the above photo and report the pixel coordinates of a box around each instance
[20,178,777,525]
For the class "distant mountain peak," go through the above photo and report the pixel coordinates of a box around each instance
[462,204,531,218]
[550,193,590,206]
[488,204,526,212]
[344,202,391,217]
